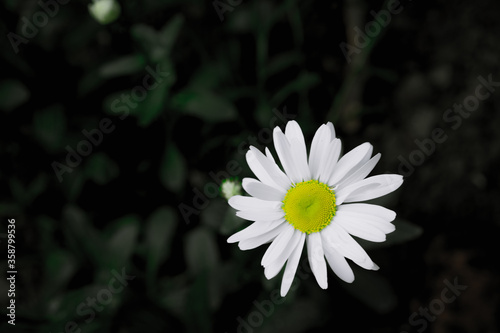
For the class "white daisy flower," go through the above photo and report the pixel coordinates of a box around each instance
[227,121,403,296]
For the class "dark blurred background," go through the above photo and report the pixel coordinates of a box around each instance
[1,0,499,332]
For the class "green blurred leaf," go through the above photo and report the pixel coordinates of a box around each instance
[270,71,320,106]
[8,174,48,206]
[219,205,245,236]
[342,266,397,314]
[84,152,120,185]
[145,207,178,283]
[185,227,220,275]
[43,249,78,298]
[37,215,57,251]
[258,298,323,333]
[189,63,227,90]
[185,272,212,333]
[61,169,86,202]
[63,205,105,266]
[99,54,146,78]
[131,24,160,56]
[102,61,175,127]
[201,198,226,229]
[171,88,237,122]
[26,173,49,203]
[8,178,24,206]
[33,104,67,152]
[131,14,184,62]
[159,142,186,192]
[158,14,185,57]
[104,215,140,270]
[137,61,174,127]
[263,52,303,78]
[0,79,30,112]
[158,275,190,319]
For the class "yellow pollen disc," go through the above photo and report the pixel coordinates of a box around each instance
[282,180,336,234]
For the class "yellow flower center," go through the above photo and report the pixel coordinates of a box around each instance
[282,180,336,234]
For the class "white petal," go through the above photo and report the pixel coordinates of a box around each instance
[264,229,302,279]
[317,139,342,183]
[265,147,276,163]
[338,203,396,221]
[338,212,395,234]
[336,153,381,188]
[228,195,281,211]
[321,224,378,270]
[323,242,354,283]
[280,233,305,296]
[238,223,289,250]
[308,124,333,180]
[336,174,403,204]
[246,147,291,191]
[285,121,311,181]
[306,233,328,289]
[227,219,284,243]
[236,209,284,222]
[326,122,336,138]
[273,128,303,183]
[322,223,366,263]
[328,142,373,186]
[242,178,285,201]
[261,224,295,267]
[337,204,396,234]
[333,211,387,242]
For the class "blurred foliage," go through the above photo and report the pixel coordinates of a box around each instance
[1,0,500,332]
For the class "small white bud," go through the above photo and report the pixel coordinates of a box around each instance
[221,179,242,200]
[88,0,121,25]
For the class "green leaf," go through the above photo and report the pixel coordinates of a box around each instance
[131,24,160,58]
[84,152,120,185]
[131,15,184,63]
[99,54,146,78]
[136,61,174,127]
[9,178,24,206]
[43,250,78,298]
[263,52,303,78]
[171,89,237,123]
[26,173,49,204]
[158,275,190,318]
[9,174,48,206]
[159,142,186,192]
[185,272,212,333]
[62,205,105,265]
[201,198,227,229]
[219,205,245,236]
[270,71,320,106]
[145,207,178,284]
[101,61,175,127]
[33,104,67,152]
[342,266,397,314]
[104,215,140,270]
[61,169,86,202]
[158,14,185,57]
[0,79,30,112]
[189,63,227,90]
[185,227,220,275]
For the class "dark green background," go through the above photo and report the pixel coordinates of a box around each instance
[1,0,499,332]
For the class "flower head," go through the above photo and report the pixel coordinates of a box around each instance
[227,121,403,296]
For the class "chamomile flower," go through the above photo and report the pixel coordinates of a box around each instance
[227,121,403,296]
